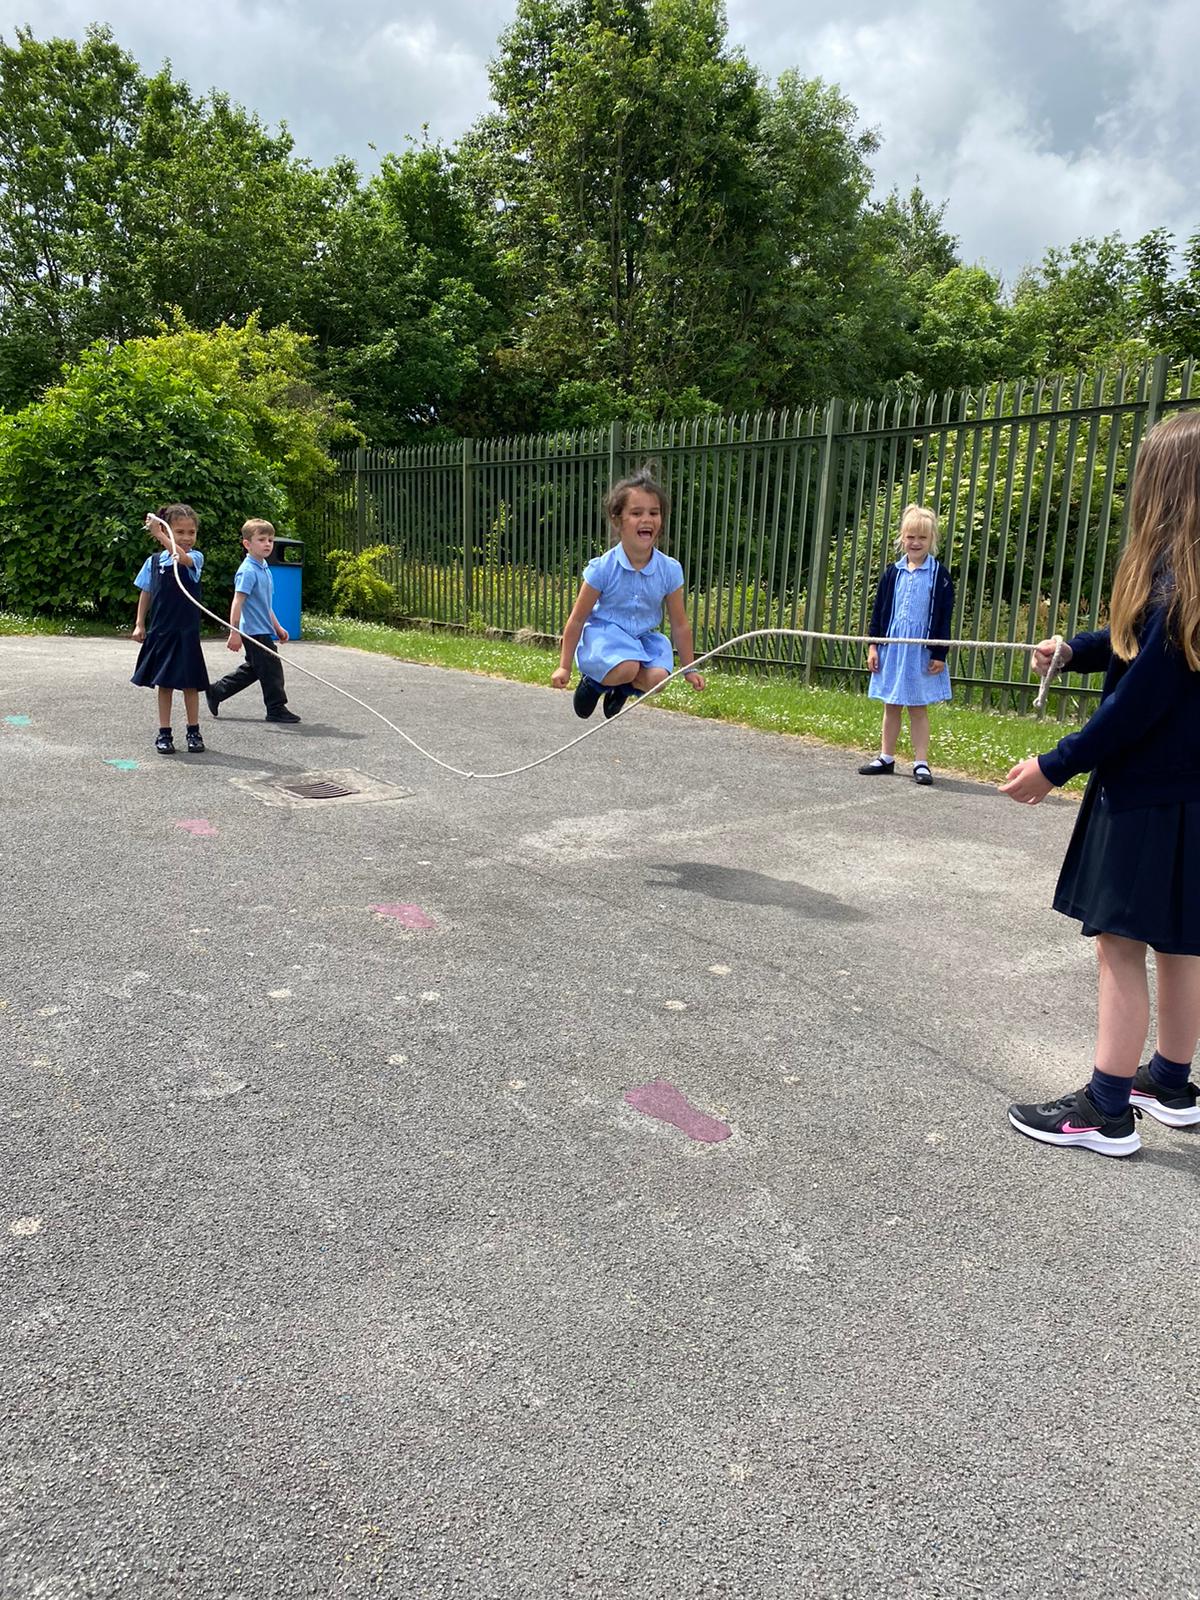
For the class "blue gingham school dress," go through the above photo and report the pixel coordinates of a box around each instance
[575,544,684,683]
[869,558,952,707]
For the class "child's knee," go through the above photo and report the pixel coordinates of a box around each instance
[605,661,640,685]
[639,665,669,689]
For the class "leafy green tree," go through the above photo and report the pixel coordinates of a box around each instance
[0,338,282,618]
[0,26,145,404]
[1009,235,1145,371]
[300,146,503,442]
[0,24,340,409]
[460,0,913,420]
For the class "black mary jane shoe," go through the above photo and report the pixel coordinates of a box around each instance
[913,762,933,786]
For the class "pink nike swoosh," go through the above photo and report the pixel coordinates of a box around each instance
[1061,1120,1100,1134]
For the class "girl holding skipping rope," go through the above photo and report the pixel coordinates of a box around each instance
[130,504,209,754]
[551,469,706,718]
[1002,409,1200,1157]
[858,503,954,786]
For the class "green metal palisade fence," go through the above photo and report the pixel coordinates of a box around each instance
[301,355,1200,714]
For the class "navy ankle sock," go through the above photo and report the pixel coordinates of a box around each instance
[1088,1067,1133,1119]
[1148,1050,1191,1091]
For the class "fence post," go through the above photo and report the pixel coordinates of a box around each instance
[803,399,843,684]
[1145,351,1170,429]
[607,419,623,486]
[461,437,474,625]
[354,446,367,546]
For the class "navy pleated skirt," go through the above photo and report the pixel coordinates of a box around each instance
[1053,775,1200,955]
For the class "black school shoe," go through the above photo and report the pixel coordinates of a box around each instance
[204,688,220,718]
[857,756,895,775]
[265,708,302,723]
[913,761,933,786]
[1129,1061,1200,1127]
[573,677,603,719]
[603,684,635,719]
[155,729,175,754]
[186,728,205,753]
[1007,1085,1141,1158]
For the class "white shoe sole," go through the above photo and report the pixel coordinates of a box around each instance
[1130,1090,1200,1128]
[1008,1112,1141,1157]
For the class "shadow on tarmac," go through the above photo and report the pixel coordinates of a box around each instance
[647,860,869,921]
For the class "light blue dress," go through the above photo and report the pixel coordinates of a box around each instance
[869,558,952,707]
[576,544,684,683]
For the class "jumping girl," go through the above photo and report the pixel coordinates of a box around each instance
[131,504,209,754]
[551,469,706,718]
[1002,409,1200,1157]
[858,503,954,786]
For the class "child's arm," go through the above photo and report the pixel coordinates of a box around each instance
[132,589,149,642]
[227,592,246,653]
[551,583,600,687]
[927,569,954,673]
[665,589,705,690]
[269,609,288,643]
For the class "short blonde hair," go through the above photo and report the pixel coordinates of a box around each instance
[241,518,276,543]
[894,503,939,556]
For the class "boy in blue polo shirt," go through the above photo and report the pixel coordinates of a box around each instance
[205,519,301,723]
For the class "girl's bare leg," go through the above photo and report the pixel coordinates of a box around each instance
[1154,952,1200,1064]
[880,704,902,758]
[156,687,173,726]
[908,705,930,763]
[632,665,669,692]
[1094,933,1150,1078]
[183,688,199,722]
[601,659,640,686]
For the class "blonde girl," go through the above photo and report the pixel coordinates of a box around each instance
[857,504,954,786]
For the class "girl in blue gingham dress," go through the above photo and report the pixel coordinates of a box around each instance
[858,504,954,786]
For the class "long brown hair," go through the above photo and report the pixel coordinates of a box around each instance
[1110,409,1200,667]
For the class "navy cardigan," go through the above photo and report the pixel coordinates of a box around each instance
[1037,604,1200,810]
[867,559,955,662]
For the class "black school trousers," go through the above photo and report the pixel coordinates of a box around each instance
[209,634,288,715]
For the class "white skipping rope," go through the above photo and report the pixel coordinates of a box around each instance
[147,514,1069,782]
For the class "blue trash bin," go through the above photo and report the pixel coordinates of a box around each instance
[267,538,303,640]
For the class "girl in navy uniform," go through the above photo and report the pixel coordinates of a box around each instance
[551,469,706,718]
[1003,409,1200,1157]
[858,503,954,785]
[130,504,209,754]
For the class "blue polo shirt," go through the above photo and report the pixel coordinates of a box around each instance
[134,549,205,590]
[233,555,275,635]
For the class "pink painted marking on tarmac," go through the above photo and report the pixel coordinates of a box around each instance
[176,819,218,838]
[623,1079,732,1142]
[370,903,436,929]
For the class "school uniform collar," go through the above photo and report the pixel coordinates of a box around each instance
[894,555,936,572]
[613,543,664,575]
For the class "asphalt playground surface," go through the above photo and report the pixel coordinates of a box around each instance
[3,634,1199,1600]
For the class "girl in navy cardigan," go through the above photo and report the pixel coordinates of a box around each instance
[1002,409,1200,1158]
[858,504,955,786]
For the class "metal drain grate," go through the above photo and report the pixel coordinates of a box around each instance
[282,780,358,800]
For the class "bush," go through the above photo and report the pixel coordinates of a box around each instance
[0,339,282,619]
[327,545,396,620]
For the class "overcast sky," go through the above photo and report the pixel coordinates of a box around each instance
[10,0,1198,285]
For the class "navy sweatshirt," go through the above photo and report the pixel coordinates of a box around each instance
[1037,604,1200,810]
[867,559,955,662]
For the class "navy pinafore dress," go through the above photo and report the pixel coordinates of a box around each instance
[131,555,210,691]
